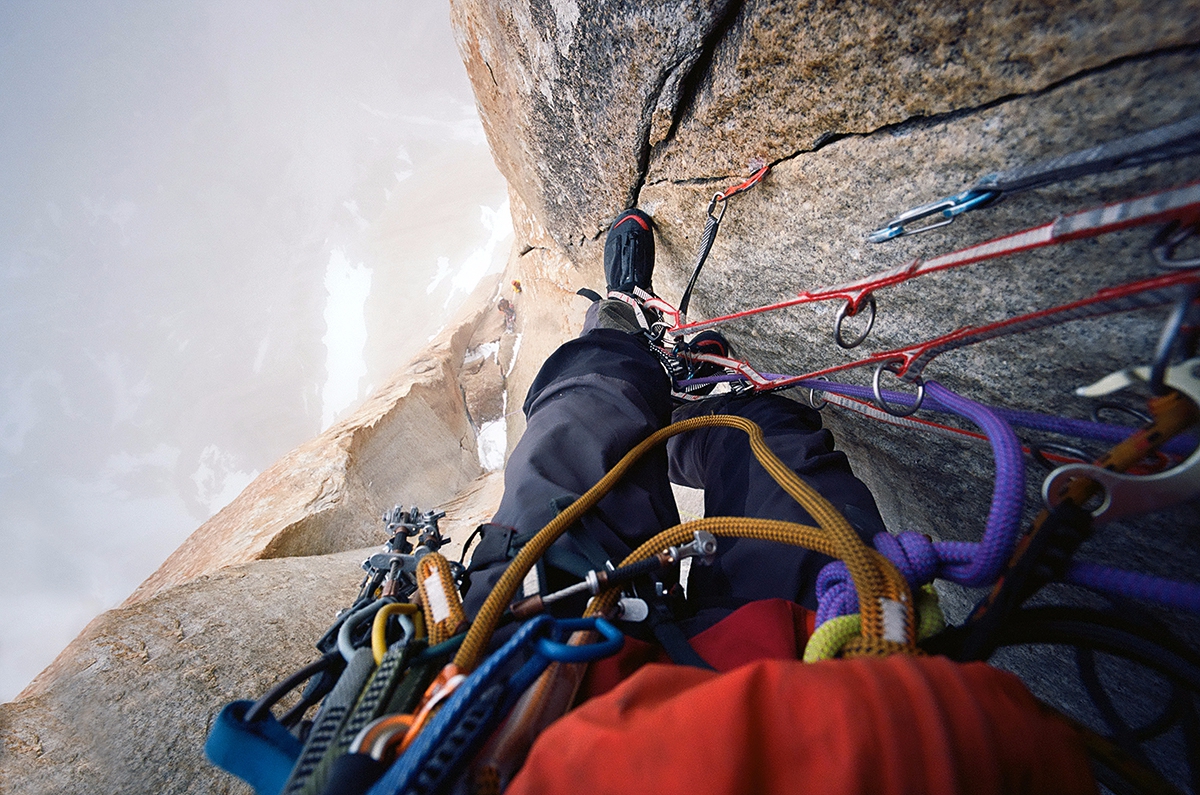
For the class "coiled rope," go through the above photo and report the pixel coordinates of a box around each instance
[453,414,919,673]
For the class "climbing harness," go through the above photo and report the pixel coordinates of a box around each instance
[869,113,1200,242]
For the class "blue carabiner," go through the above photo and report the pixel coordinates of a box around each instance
[534,617,625,663]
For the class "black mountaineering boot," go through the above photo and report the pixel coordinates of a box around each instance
[676,330,735,396]
[604,208,655,294]
[596,208,661,333]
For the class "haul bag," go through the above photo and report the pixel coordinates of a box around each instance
[507,655,1095,795]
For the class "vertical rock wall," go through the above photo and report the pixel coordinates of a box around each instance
[451,1,1200,784]
[450,0,1200,561]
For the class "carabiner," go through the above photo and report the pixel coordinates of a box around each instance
[1151,220,1200,269]
[869,189,999,243]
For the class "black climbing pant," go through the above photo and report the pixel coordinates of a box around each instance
[461,322,886,634]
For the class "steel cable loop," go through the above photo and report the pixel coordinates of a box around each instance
[585,518,836,617]
[453,414,914,673]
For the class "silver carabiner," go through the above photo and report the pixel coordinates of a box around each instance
[1042,357,1200,523]
[1151,220,1200,269]
[807,375,831,410]
[869,189,999,243]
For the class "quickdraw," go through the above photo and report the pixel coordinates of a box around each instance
[869,113,1200,242]
[656,180,1200,342]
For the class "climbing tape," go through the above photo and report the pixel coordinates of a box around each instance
[454,415,917,674]
[279,648,377,795]
[293,641,425,795]
[365,616,623,795]
[673,268,1200,399]
[663,181,1200,341]
[415,553,466,646]
[803,586,945,662]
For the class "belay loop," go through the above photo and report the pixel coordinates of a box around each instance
[676,160,770,323]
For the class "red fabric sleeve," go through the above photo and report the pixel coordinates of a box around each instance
[508,655,1095,795]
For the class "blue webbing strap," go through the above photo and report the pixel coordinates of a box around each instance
[206,700,304,795]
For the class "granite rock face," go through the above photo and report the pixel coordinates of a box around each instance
[452,3,1200,786]
[1,551,363,795]
[451,0,1200,548]
[450,0,740,247]
[452,0,1200,247]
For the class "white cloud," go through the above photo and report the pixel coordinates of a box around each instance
[320,249,372,429]
[444,199,513,307]
[191,443,258,516]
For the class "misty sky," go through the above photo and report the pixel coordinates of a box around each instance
[0,1,511,700]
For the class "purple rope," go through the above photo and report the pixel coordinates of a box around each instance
[682,374,1196,456]
[815,562,857,626]
[922,382,1025,586]
[692,369,1195,622]
[812,380,1026,626]
[1065,561,1200,612]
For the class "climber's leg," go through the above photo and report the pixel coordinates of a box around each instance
[462,208,681,618]
[668,392,886,622]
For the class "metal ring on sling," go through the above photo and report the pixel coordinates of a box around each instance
[807,375,831,410]
[834,294,877,349]
[872,360,925,417]
[1151,221,1200,269]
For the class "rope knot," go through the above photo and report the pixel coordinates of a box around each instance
[873,531,938,586]
[815,561,858,626]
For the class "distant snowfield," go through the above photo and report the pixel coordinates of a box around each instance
[321,250,373,429]
[0,1,511,701]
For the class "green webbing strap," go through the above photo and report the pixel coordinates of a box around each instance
[294,640,421,795]
[280,647,375,795]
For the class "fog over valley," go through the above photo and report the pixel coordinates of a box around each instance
[0,0,510,700]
